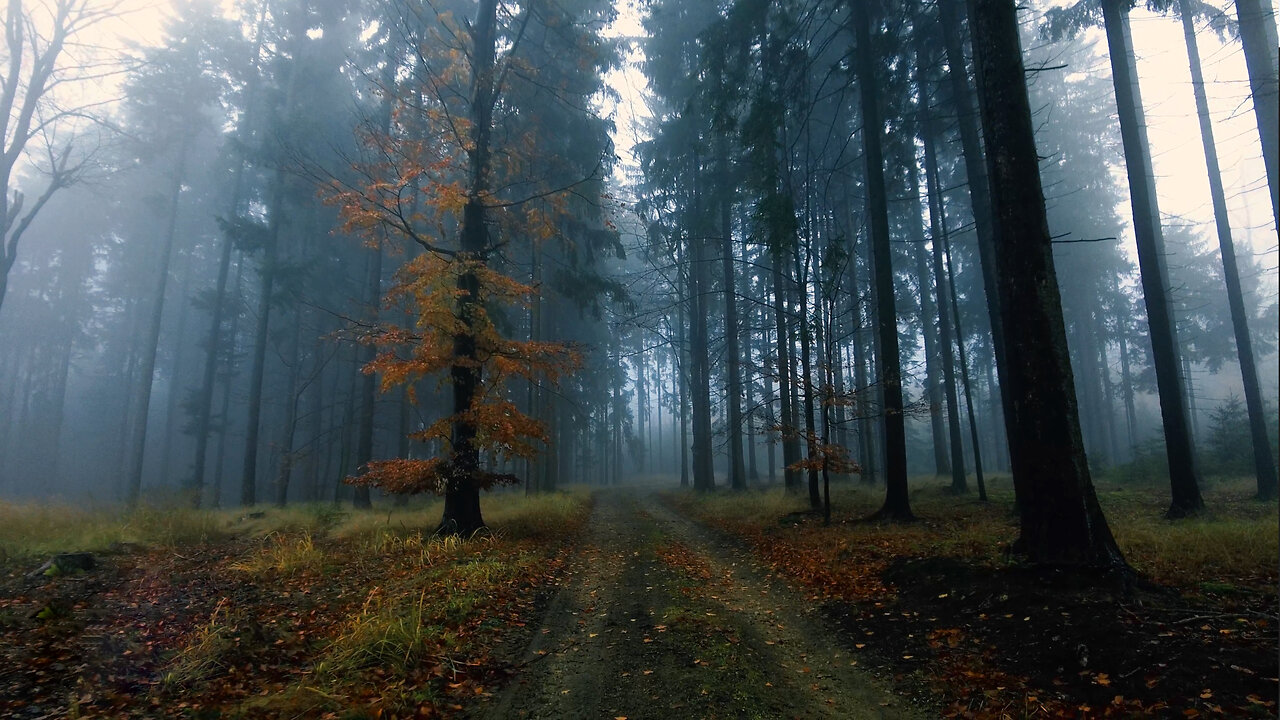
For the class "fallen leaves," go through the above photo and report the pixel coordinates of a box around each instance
[0,501,591,720]
[665,487,1279,720]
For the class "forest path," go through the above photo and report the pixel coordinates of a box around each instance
[475,485,922,720]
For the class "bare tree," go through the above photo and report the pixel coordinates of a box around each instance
[0,0,118,314]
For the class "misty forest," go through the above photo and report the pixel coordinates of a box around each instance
[0,0,1276,717]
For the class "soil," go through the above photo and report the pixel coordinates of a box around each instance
[472,485,926,719]
[826,555,1279,717]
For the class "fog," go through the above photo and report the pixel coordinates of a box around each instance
[0,0,1276,509]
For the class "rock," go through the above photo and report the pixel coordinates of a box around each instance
[28,552,96,578]
[54,552,95,572]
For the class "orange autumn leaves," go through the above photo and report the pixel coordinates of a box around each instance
[328,13,594,498]
[336,178,580,496]
[346,253,579,495]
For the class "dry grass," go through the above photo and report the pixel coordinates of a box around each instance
[0,502,228,560]
[318,586,448,675]
[229,531,325,577]
[162,598,250,688]
[2,488,594,719]
[0,488,592,565]
[1100,478,1278,587]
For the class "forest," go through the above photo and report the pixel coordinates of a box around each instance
[0,0,1276,717]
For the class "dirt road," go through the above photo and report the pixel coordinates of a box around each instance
[475,486,923,720]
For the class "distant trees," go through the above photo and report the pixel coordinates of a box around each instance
[851,0,911,521]
[119,3,229,507]
[1043,0,1277,504]
[0,0,1273,527]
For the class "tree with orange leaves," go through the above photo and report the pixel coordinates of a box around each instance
[333,0,619,534]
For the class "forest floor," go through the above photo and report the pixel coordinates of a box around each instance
[469,485,921,719]
[0,477,1275,719]
[666,475,1279,719]
[0,491,592,719]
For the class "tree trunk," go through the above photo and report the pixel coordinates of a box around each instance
[611,326,623,484]
[438,0,502,535]
[125,144,188,508]
[239,166,285,508]
[745,310,760,482]
[793,237,821,508]
[643,347,651,474]
[921,122,968,494]
[909,200,950,478]
[1181,0,1277,498]
[853,1,911,520]
[1117,323,1138,460]
[159,246,195,485]
[938,0,1016,488]
[1096,318,1121,465]
[849,232,875,486]
[690,225,714,491]
[352,235,382,510]
[770,249,801,491]
[762,320,777,484]
[677,304,690,488]
[930,155,989,501]
[274,314,302,507]
[655,348,664,475]
[191,166,243,506]
[1182,352,1200,444]
[1101,0,1203,517]
[719,135,746,490]
[212,254,245,509]
[966,0,1125,567]
[355,32,402,510]
[1233,0,1279,231]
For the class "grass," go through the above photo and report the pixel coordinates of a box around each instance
[171,489,586,718]
[0,502,229,560]
[1,488,592,718]
[229,531,325,577]
[162,598,252,688]
[1103,481,1278,587]
[318,586,449,675]
[0,487,592,564]
[669,474,1278,591]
